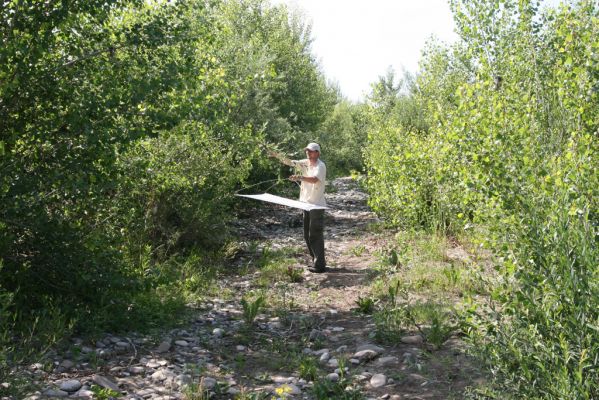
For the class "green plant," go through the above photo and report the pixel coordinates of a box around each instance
[349,244,366,257]
[355,296,377,314]
[285,266,303,283]
[298,356,318,381]
[241,294,266,325]
[91,385,122,399]
[311,374,364,400]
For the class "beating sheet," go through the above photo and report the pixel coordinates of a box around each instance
[236,193,328,211]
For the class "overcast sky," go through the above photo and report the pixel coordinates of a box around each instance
[270,0,563,102]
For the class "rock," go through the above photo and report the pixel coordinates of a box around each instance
[59,379,82,392]
[43,389,68,397]
[326,373,339,382]
[212,328,225,338]
[400,335,423,345]
[151,369,176,382]
[92,374,120,392]
[356,344,385,354]
[59,360,75,369]
[74,389,95,399]
[227,387,241,395]
[156,340,171,353]
[327,358,339,368]
[175,340,189,347]
[202,377,217,389]
[309,329,326,341]
[335,345,348,352]
[319,352,330,363]
[353,349,378,361]
[236,345,246,351]
[370,374,387,388]
[375,356,399,367]
[129,366,145,374]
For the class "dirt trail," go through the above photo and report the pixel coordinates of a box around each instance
[229,177,481,399]
[28,177,482,400]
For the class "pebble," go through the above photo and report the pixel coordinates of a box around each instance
[370,374,387,388]
[59,379,82,392]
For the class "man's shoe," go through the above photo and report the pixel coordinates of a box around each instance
[308,267,326,273]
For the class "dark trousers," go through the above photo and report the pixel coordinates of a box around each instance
[303,209,326,270]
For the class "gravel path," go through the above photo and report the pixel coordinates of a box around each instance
[20,177,482,399]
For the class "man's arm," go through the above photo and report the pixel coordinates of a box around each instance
[290,175,319,183]
[267,149,294,167]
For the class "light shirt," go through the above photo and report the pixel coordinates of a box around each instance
[292,159,326,206]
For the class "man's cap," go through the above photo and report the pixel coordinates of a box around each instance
[305,142,321,152]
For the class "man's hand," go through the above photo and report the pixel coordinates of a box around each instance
[289,175,302,182]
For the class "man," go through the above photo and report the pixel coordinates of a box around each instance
[269,142,327,273]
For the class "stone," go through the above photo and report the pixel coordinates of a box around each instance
[175,340,189,347]
[212,328,225,338]
[370,374,387,388]
[92,374,120,392]
[59,360,75,369]
[129,366,145,374]
[353,349,378,361]
[400,335,423,345]
[202,377,217,389]
[43,389,68,397]
[319,352,330,363]
[375,356,399,367]
[326,373,339,382]
[356,344,384,354]
[59,379,82,392]
[156,340,171,353]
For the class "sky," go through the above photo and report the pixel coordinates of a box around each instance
[269,0,459,101]
[269,0,563,102]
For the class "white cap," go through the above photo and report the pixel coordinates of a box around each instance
[305,142,321,152]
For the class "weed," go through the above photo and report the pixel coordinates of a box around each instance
[355,296,376,314]
[285,266,303,283]
[298,356,318,381]
[91,385,121,399]
[241,294,266,325]
[349,244,366,257]
[311,375,364,400]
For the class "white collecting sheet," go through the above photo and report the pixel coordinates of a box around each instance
[236,193,328,211]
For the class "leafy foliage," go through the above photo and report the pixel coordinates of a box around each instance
[364,0,598,398]
[0,0,338,390]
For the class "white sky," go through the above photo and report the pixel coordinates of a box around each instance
[270,0,459,101]
[270,0,563,102]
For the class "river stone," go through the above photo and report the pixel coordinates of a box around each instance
[375,356,399,367]
[129,366,145,374]
[59,379,82,392]
[212,328,225,337]
[400,335,423,345]
[356,344,384,354]
[353,349,378,361]
[319,352,330,363]
[370,374,387,388]
[156,340,171,353]
[44,388,68,397]
[175,340,189,347]
[202,377,217,389]
[92,374,120,392]
[326,373,339,382]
